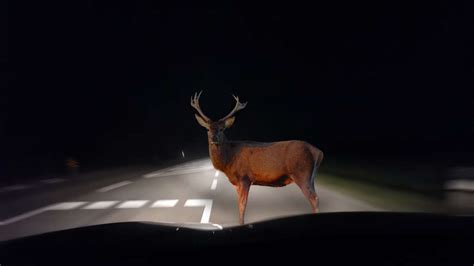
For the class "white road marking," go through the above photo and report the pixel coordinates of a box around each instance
[40,178,65,184]
[210,179,218,190]
[83,201,119,209]
[215,171,219,177]
[151,199,179,208]
[0,208,46,225]
[0,185,32,193]
[116,200,149,209]
[47,202,88,210]
[0,207,50,226]
[0,198,216,226]
[211,223,223,230]
[96,181,132,192]
[184,199,213,223]
[0,202,87,226]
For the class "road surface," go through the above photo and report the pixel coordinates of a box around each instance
[0,158,381,241]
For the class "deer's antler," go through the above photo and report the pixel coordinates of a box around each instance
[219,94,247,122]
[190,91,211,122]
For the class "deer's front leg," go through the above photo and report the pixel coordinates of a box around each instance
[236,179,250,225]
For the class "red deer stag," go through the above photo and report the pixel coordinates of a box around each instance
[191,91,324,224]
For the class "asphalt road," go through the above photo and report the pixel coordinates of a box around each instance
[0,158,381,241]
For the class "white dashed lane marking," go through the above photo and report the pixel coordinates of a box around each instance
[83,201,119,209]
[116,200,149,209]
[96,181,132,192]
[151,200,179,208]
[184,199,213,223]
[0,208,49,226]
[0,202,87,226]
[48,202,88,210]
[0,199,212,225]
[210,179,218,190]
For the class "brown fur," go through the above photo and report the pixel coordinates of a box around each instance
[210,140,322,186]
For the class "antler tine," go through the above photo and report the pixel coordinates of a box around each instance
[219,94,247,122]
[190,90,211,121]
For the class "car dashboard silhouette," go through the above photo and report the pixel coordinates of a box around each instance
[0,212,473,265]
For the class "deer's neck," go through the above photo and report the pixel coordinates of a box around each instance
[208,141,232,172]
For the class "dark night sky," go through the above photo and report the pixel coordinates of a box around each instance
[1,0,474,174]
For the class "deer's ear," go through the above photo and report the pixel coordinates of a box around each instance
[224,116,235,128]
[195,114,210,129]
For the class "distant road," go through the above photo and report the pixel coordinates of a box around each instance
[0,159,380,241]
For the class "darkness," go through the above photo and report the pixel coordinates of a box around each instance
[1,0,474,177]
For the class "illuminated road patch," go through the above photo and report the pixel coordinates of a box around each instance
[143,161,215,178]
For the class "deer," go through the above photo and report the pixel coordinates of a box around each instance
[190,91,324,225]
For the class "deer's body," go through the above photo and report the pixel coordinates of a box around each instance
[191,91,323,224]
[209,140,323,187]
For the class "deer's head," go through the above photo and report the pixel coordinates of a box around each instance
[191,91,247,145]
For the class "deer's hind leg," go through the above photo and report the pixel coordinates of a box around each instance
[291,163,320,213]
